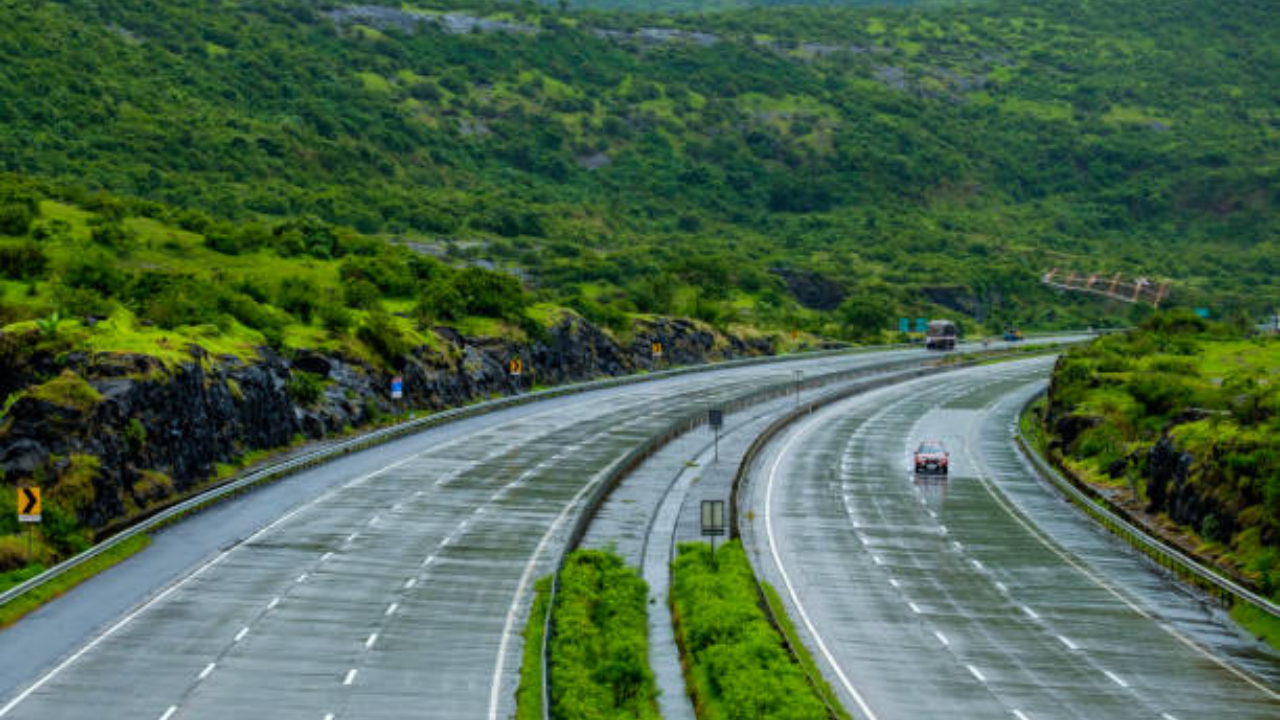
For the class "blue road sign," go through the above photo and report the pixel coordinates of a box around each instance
[1194,308,1210,318]
[915,317,927,333]
[899,318,910,333]
[391,376,403,399]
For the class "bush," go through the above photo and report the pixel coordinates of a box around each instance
[317,302,353,335]
[0,203,35,236]
[0,242,48,280]
[547,549,660,720]
[670,541,833,720]
[286,370,325,406]
[342,278,382,310]
[276,276,319,323]
[357,309,411,366]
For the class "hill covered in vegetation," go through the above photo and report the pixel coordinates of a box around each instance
[1043,313,1279,600]
[1,0,1275,339]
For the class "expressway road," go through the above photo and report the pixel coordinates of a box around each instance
[742,356,1280,720]
[0,342,1040,720]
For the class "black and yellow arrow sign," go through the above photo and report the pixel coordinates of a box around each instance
[509,357,523,376]
[18,487,41,522]
[651,341,663,356]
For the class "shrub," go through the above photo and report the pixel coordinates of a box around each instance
[342,278,382,310]
[0,242,48,280]
[0,203,36,236]
[318,302,353,335]
[276,276,319,322]
[286,370,325,406]
[62,255,126,296]
[357,309,411,366]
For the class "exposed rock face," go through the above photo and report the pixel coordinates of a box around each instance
[0,314,774,531]
[769,268,846,311]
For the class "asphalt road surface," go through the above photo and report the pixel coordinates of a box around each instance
[0,343,1041,720]
[742,356,1280,720]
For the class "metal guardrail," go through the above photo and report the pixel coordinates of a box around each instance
[1,344,876,611]
[1014,391,1280,618]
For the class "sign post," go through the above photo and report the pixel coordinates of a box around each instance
[700,499,725,556]
[390,376,403,400]
[915,317,928,334]
[18,487,40,562]
[708,408,723,462]
[509,357,523,393]
[651,341,663,369]
[793,369,803,407]
[899,318,910,334]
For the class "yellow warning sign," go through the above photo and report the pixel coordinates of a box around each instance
[18,487,40,523]
[651,341,663,356]
[509,357,523,376]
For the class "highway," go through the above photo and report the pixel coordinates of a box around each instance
[741,356,1280,720]
[0,344,1014,720]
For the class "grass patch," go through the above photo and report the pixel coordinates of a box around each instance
[1229,603,1280,652]
[516,576,551,720]
[670,540,840,720]
[0,533,151,628]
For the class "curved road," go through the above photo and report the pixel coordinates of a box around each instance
[0,344,1033,720]
[742,356,1280,720]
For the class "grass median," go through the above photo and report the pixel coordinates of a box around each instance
[517,549,660,720]
[670,540,847,720]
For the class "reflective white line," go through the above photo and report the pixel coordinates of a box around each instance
[872,555,884,566]
[198,662,216,680]
[934,631,949,646]
[1057,635,1078,651]
[404,578,416,589]
[385,602,398,616]
[367,515,379,526]
[1161,714,1179,720]
[392,503,403,512]
[967,664,986,683]
[1021,605,1039,620]
[1013,711,1031,720]
[267,597,280,610]
[343,669,358,686]
[365,633,378,649]
[234,627,249,643]
[321,552,333,562]
[908,602,922,614]
[952,541,964,551]
[324,714,335,720]
[971,559,983,571]
[158,707,177,720]
[995,582,1008,593]
[421,556,434,568]
[346,532,359,543]
[296,573,308,584]
[888,578,901,589]
[1104,670,1128,688]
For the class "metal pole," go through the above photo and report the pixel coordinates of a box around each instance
[714,428,719,462]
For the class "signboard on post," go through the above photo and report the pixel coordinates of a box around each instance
[18,487,40,523]
[915,317,928,333]
[651,341,663,357]
[509,357,523,376]
[899,318,910,334]
[1193,308,1211,319]
[701,499,725,553]
[390,376,403,400]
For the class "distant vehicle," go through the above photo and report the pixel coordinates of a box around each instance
[914,441,950,475]
[1004,328,1024,342]
[925,320,957,350]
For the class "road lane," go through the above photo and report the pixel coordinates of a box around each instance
[743,357,1280,720]
[3,344,1032,720]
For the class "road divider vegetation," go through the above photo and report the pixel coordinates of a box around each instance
[519,549,659,720]
[670,540,845,720]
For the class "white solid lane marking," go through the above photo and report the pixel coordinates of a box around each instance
[1021,605,1039,620]
[764,416,882,720]
[404,578,416,589]
[158,706,178,720]
[267,596,280,610]
[198,662,216,680]
[234,627,249,643]
[967,664,986,683]
[934,631,949,646]
[385,602,398,616]
[365,633,378,650]
[343,669,358,686]
[908,602,922,614]
[1057,635,1078,651]
[1104,670,1129,688]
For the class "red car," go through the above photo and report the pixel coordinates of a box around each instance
[914,441,950,475]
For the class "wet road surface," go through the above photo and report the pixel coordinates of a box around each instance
[742,357,1280,720]
[1,345,1030,720]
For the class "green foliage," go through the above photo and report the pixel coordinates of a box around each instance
[671,540,836,720]
[0,241,48,280]
[1049,318,1280,597]
[547,549,660,720]
[285,370,325,406]
[356,309,413,367]
[27,369,102,412]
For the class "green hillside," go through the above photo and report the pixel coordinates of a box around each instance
[0,0,1276,338]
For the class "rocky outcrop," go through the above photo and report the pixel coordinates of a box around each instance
[0,313,775,531]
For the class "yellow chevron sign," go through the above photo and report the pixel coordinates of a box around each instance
[18,487,41,523]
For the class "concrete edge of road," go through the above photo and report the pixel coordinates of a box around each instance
[2,343,881,612]
[1013,390,1280,619]
[725,348,1070,720]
